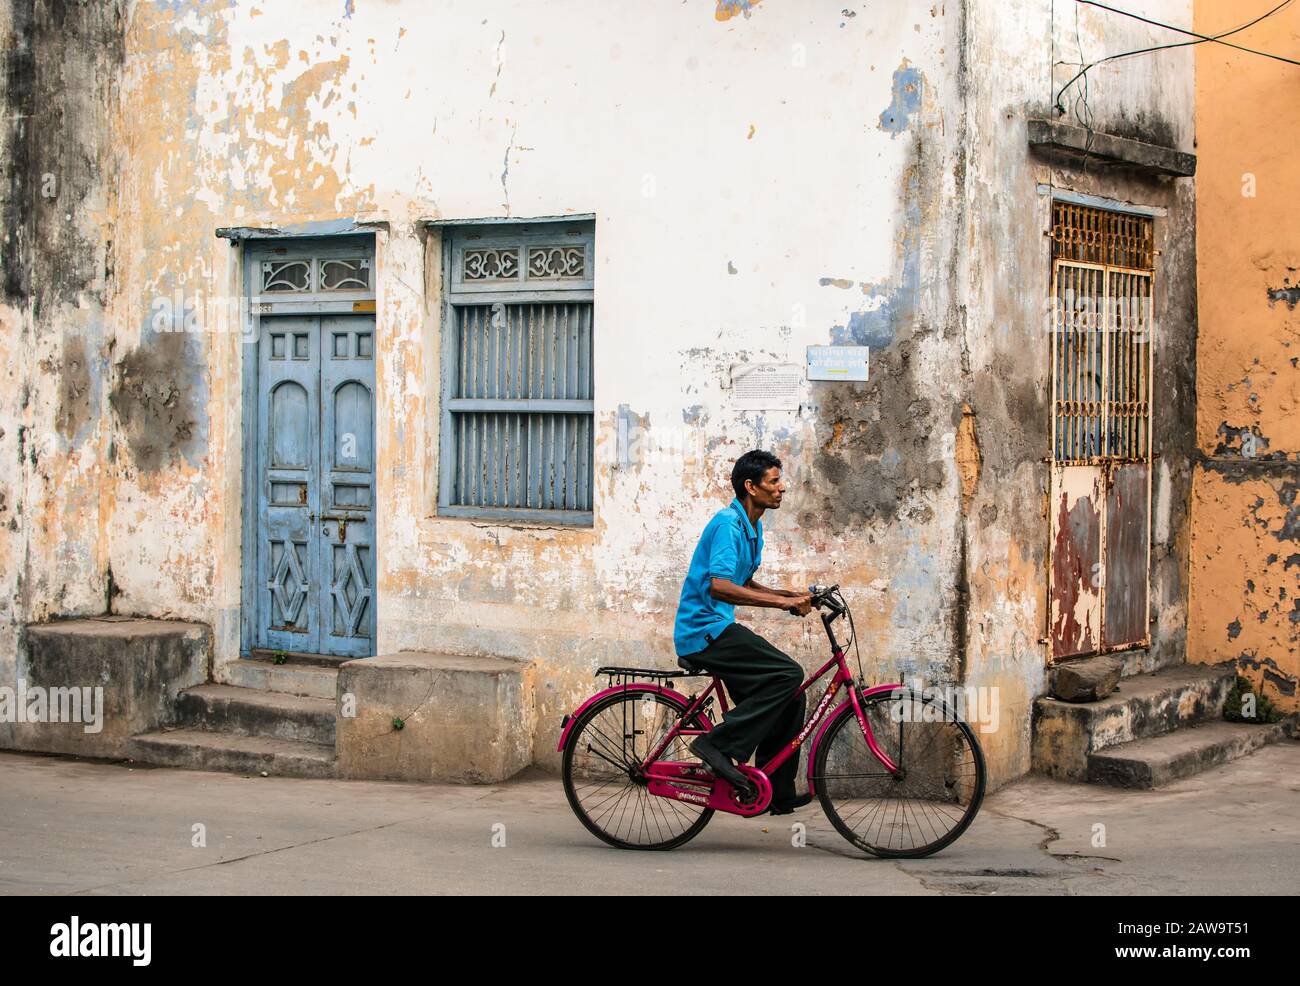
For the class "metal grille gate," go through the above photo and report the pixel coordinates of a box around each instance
[438,221,596,524]
[450,302,593,511]
[1048,202,1154,660]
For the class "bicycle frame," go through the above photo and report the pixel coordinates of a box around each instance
[560,584,986,855]
[638,607,902,817]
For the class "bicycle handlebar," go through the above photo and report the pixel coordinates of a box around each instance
[808,583,846,617]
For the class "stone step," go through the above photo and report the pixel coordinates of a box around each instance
[128,728,336,779]
[1032,661,1237,782]
[335,651,535,783]
[176,684,336,746]
[224,656,338,700]
[1115,645,1186,680]
[249,648,351,668]
[21,617,210,759]
[1087,718,1298,789]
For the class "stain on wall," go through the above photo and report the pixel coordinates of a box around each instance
[53,334,95,442]
[814,106,937,530]
[108,332,203,474]
[1,1,122,310]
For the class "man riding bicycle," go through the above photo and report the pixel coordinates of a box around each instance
[673,449,815,815]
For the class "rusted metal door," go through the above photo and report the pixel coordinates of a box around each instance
[1048,203,1153,660]
[1050,465,1103,658]
[1103,461,1149,647]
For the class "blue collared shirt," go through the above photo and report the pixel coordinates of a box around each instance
[673,499,764,657]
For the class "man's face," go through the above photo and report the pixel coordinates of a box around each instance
[745,466,785,509]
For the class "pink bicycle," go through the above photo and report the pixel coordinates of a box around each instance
[558,584,986,857]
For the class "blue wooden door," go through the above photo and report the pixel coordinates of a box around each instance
[318,315,376,657]
[256,314,375,656]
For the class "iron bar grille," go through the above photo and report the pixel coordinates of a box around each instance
[448,302,594,511]
[1051,204,1154,466]
[1050,201,1154,269]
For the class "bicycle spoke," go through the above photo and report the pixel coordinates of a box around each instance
[582,720,639,770]
[815,692,985,857]
[582,742,634,775]
[563,690,713,849]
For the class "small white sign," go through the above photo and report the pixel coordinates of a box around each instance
[807,345,869,382]
[730,362,802,411]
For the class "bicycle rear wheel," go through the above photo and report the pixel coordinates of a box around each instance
[813,688,986,858]
[562,689,714,850]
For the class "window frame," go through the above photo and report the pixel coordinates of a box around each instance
[436,219,596,526]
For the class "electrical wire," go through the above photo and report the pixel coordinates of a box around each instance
[1071,3,1098,173]
[1056,0,1300,116]
[1077,0,1300,63]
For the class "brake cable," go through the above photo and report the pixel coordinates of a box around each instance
[816,585,865,685]
[840,588,865,685]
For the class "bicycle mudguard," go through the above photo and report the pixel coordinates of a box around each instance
[555,682,692,752]
[805,682,903,794]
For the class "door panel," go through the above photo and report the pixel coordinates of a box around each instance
[1049,465,1103,660]
[255,314,376,657]
[318,315,376,656]
[258,316,320,653]
[1102,462,1149,648]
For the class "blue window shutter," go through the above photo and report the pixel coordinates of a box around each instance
[439,223,595,523]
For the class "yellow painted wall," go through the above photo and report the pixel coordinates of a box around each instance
[1190,2,1300,709]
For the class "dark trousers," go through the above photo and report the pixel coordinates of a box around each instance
[686,622,806,801]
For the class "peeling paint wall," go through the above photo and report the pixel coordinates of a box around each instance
[1189,2,1300,709]
[958,0,1197,781]
[0,0,124,747]
[0,1,1198,783]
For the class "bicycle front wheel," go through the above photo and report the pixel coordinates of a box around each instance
[562,688,714,851]
[813,689,986,858]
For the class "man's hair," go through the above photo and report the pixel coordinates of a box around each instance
[731,449,782,499]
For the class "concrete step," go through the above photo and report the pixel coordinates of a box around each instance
[128,728,336,779]
[21,617,210,759]
[224,657,338,700]
[1115,645,1186,680]
[249,648,351,668]
[176,684,335,746]
[1088,718,1298,789]
[1032,661,1237,782]
[335,651,535,783]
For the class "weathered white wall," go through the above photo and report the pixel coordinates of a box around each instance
[66,1,966,766]
[0,0,1198,786]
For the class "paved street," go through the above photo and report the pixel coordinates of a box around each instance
[2,740,1298,896]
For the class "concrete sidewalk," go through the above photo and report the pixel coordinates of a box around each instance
[1,740,1298,895]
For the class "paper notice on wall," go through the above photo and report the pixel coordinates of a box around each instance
[730,362,802,411]
[807,345,869,381]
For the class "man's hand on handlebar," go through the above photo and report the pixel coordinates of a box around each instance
[785,592,813,617]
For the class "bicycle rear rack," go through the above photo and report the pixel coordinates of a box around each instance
[593,665,705,690]
[592,666,716,731]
